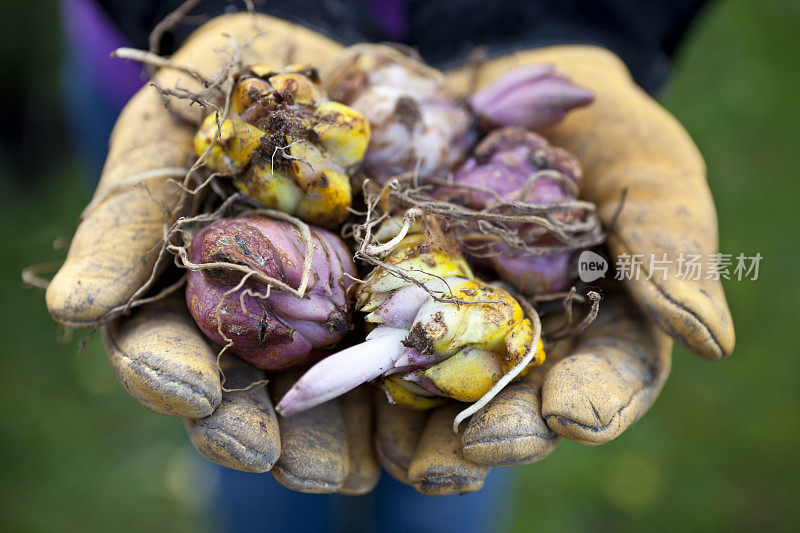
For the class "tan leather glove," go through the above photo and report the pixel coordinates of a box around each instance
[373,45,734,490]
[46,13,378,495]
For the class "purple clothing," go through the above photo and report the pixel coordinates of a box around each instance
[370,0,408,40]
[61,0,144,109]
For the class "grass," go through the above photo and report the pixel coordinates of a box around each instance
[0,0,798,531]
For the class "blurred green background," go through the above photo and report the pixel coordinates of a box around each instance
[1,0,798,531]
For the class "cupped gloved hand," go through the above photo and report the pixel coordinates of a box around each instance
[46,13,379,495]
[372,45,735,490]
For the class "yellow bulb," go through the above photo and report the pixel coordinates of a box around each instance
[193,114,263,173]
[504,319,545,372]
[424,347,504,402]
[194,64,371,227]
[268,73,326,106]
[356,225,547,399]
[409,278,525,357]
[313,101,371,167]
[249,64,278,77]
[235,163,304,214]
[382,376,446,410]
[294,169,353,228]
[231,76,272,115]
[287,140,334,189]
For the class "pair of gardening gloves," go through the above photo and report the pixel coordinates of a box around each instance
[46,14,734,496]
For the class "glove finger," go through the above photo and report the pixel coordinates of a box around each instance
[408,404,490,496]
[460,314,573,466]
[373,390,428,485]
[445,47,734,359]
[184,354,280,472]
[103,296,221,417]
[270,371,349,493]
[338,387,381,495]
[542,291,672,444]
[547,49,734,360]
[462,373,558,466]
[45,83,192,327]
[46,14,345,327]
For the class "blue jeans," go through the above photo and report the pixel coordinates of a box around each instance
[214,465,513,533]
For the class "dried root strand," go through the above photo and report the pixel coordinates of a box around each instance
[209,271,269,394]
[349,182,500,307]
[146,0,204,79]
[347,171,608,314]
[112,48,207,84]
[362,207,422,256]
[359,171,607,262]
[166,204,316,299]
[21,261,63,290]
[544,289,602,341]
